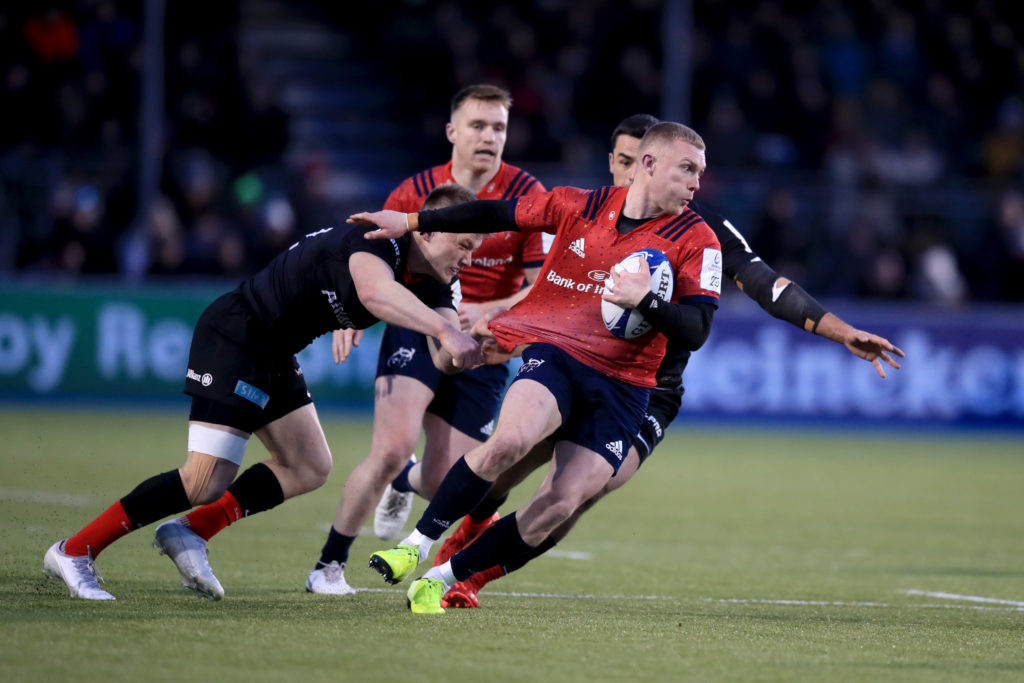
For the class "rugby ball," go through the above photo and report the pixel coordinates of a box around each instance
[601,249,674,339]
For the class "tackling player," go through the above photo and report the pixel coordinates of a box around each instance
[42,184,483,601]
[352,121,723,614]
[304,84,548,595]
[435,113,906,608]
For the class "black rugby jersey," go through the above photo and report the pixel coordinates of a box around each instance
[232,224,454,356]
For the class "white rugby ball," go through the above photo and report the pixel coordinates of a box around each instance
[601,249,674,339]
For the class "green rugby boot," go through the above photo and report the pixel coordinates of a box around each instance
[406,577,446,615]
[368,544,419,585]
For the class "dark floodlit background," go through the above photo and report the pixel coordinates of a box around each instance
[1,0,1022,427]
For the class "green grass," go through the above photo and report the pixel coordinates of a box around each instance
[1,407,1022,682]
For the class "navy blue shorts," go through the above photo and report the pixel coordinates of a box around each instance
[512,343,649,472]
[376,324,508,441]
[185,292,312,434]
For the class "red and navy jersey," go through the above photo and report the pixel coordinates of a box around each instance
[384,160,548,302]
[489,186,721,388]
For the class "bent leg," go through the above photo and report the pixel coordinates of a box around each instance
[332,375,434,536]
[514,442,615,546]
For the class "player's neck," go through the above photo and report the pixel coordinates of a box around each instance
[451,161,500,195]
[622,186,661,221]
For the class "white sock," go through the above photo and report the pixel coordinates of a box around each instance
[401,529,434,562]
[423,561,455,589]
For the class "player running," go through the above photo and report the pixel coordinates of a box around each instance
[43,183,483,601]
[431,113,906,608]
[353,121,722,614]
[304,84,548,595]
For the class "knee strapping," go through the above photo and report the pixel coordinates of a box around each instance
[188,423,248,466]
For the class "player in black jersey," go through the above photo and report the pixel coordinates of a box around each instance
[42,184,485,601]
[434,114,906,608]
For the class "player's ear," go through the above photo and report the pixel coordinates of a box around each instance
[445,121,456,144]
[642,152,656,176]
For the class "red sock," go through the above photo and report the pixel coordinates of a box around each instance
[184,491,242,541]
[475,564,506,589]
[65,501,134,558]
[464,511,498,539]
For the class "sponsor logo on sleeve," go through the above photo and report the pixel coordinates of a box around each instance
[700,248,722,293]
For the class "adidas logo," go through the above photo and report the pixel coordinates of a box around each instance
[605,440,624,460]
[569,237,586,258]
[480,420,495,437]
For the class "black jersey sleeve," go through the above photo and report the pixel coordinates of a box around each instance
[636,295,716,351]
[418,200,519,233]
[693,200,827,332]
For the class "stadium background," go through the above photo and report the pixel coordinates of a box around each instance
[0,0,1022,428]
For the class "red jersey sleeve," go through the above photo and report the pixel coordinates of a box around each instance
[513,187,590,233]
[671,222,722,305]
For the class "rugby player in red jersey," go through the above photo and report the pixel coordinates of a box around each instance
[352,121,723,613]
[304,84,549,595]
[43,183,483,601]
[435,114,905,608]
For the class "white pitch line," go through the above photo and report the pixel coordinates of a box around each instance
[902,589,1024,607]
[704,597,1024,612]
[0,487,92,507]
[352,587,671,600]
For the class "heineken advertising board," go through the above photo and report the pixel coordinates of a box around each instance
[1,283,1022,427]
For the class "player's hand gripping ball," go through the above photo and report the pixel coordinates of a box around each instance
[601,249,674,339]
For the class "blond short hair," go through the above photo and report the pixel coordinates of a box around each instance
[638,121,706,153]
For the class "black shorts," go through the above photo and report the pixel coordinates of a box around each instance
[632,388,682,463]
[376,323,508,440]
[184,292,312,434]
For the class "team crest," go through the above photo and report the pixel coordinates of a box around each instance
[387,347,416,368]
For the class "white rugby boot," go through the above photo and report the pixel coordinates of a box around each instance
[305,561,357,595]
[373,455,416,540]
[153,519,225,600]
[43,540,116,600]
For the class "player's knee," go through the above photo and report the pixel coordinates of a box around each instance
[531,491,576,529]
[180,457,232,506]
[302,446,333,492]
[481,431,532,471]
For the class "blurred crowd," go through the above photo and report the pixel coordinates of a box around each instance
[1,0,1022,304]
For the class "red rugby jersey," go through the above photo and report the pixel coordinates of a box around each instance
[489,185,722,388]
[384,161,547,302]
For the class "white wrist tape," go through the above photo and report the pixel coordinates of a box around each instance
[187,423,249,465]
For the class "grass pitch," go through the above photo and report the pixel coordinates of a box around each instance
[1,407,1022,682]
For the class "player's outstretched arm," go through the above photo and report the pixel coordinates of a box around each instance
[732,260,904,378]
[350,251,483,369]
[352,201,519,241]
[813,313,905,379]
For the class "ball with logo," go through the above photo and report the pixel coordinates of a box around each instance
[601,249,674,339]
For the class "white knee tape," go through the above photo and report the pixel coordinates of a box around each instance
[187,424,249,466]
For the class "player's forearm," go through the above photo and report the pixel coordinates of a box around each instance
[415,200,518,234]
[810,312,857,346]
[636,296,716,350]
[360,280,456,340]
[733,261,827,333]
